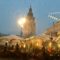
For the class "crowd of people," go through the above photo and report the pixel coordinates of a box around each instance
[0,40,59,60]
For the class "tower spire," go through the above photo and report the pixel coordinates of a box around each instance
[21,0,36,38]
[27,0,33,17]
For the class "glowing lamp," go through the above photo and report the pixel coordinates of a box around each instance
[17,17,26,28]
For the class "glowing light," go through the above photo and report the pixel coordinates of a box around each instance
[48,15,58,20]
[17,17,26,28]
[23,44,26,48]
[58,44,60,48]
[48,42,52,48]
[48,12,60,21]
[36,42,39,46]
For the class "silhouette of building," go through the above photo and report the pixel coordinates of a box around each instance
[22,6,36,38]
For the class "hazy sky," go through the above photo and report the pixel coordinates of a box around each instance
[0,0,60,35]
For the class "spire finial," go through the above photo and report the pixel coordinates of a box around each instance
[27,0,33,17]
[30,0,32,8]
[29,0,32,12]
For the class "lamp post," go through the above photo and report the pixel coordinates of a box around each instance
[17,17,26,37]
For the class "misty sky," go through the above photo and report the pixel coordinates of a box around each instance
[0,0,60,35]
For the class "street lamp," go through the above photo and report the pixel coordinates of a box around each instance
[17,17,26,36]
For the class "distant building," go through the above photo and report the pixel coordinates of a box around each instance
[22,6,36,38]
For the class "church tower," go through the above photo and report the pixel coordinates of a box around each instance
[22,6,36,38]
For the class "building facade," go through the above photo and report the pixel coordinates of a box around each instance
[22,6,36,38]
